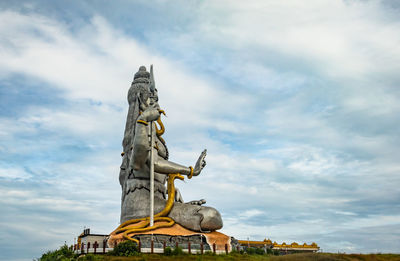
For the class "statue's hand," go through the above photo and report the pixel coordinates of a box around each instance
[187,199,206,206]
[193,149,207,176]
[139,104,160,122]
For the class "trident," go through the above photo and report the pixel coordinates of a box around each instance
[149,64,156,227]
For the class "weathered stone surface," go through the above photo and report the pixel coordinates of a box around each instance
[132,234,211,249]
[118,65,223,231]
[108,222,231,251]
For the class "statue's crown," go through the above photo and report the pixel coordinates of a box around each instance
[134,66,150,81]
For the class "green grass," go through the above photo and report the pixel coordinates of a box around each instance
[37,245,400,261]
[77,253,400,261]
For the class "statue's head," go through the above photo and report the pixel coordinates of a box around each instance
[133,66,150,83]
[131,65,159,112]
[123,65,167,158]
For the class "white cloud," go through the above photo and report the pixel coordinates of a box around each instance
[0,11,253,139]
[239,209,264,219]
[198,0,400,78]
[0,167,32,180]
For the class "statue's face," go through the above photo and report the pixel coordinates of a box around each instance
[149,95,160,110]
[139,94,160,112]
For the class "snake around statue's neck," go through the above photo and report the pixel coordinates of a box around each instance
[115,173,184,244]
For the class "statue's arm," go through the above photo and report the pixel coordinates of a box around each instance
[129,121,149,171]
[131,134,194,176]
[154,156,191,175]
[129,104,207,176]
[155,149,207,176]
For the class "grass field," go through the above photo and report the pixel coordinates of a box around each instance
[82,253,400,261]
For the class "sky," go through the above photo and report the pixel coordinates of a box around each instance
[0,0,399,260]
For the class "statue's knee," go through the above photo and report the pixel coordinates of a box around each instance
[198,207,223,231]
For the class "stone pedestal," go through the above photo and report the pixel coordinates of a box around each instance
[108,222,234,252]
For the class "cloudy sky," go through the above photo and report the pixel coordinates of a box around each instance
[1,0,399,260]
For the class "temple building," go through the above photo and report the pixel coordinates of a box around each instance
[75,228,110,253]
[237,238,319,254]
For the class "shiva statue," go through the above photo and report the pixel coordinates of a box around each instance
[118,65,223,234]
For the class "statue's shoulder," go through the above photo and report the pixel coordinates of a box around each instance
[128,83,151,104]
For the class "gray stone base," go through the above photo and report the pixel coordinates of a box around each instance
[132,234,212,250]
[131,234,239,251]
